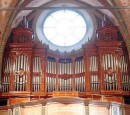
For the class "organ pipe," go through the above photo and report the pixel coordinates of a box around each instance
[2,56,12,92]
[120,55,130,91]
[89,56,99,92]
[74,58,85,92]
[32,57,42,92]
[46,58,56,92]
[56,58,59,91]
[103,54,118,90]
[14,55,29,91]
[3,50,129,94]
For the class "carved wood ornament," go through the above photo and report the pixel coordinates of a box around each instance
[106,67,115,76]
[15,68,26,77]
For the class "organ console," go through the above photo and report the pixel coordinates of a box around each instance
[0,17,130,106]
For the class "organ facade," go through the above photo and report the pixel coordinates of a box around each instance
[0,17,130,115]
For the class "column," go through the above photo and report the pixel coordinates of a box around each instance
[116,54,122,91]
[41,54,46,93]
[26,54,32,92]
[98,53,104,91]
[55,57,59,91]
[84,52,90,92]
[72,57,76,91]
[10,53,16,91]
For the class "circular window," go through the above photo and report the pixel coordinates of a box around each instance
[43,10,87,47]
[36,4,94,52]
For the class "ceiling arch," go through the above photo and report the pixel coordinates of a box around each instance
[12,0,117,28]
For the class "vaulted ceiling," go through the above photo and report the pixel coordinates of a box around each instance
[0,0,130,73]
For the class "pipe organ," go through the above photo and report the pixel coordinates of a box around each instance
[89,55,99,92]
[75,57,85,92]
[103,54,118,90]
[46,57,85,92]
[14,54,29,91]
[1,19,130,105]
[58,59,73,92]
[32,56,42,92]
[120,54,130,91]
[2,55,12,93]
[46,57,56,92]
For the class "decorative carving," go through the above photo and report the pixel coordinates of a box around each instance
[106,67,115,76]
[59,73,72,80]
[12,28,33,43]
[15,68,26,77]
[17,33,29,43]
[96,16,118,42]
[62,73,70,80]
[102,33,113,41]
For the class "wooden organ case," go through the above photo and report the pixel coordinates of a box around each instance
[1,19,130,105]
